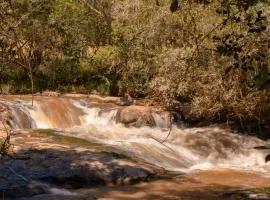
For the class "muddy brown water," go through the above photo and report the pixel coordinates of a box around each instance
[2,95,270,199]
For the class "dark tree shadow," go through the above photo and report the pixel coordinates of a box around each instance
[0,148,157,199]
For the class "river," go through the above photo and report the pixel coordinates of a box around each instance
[2,95,270,199]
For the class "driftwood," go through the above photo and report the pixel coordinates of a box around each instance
[150,136,175,153]
[149,113,175,153]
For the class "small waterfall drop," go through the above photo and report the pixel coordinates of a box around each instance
[5,96,270,173]
[73,101,118,126]
[151,112,171,129]
[8,101,36,129]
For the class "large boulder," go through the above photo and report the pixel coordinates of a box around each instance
[116,106,156,127]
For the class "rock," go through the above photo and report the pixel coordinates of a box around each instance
[65,94,133,106]
[103,96,121,104]
[110,167,153,185]
[90,90,101,95]
[265,154,270,163]
[62,93,89,98]
[224,190,270,200]
[254,146,270,150]
[40,174,106,189]
[87,94,136,106]
[41,91,60,97]
[87,95,121,105]
[248,193,270,199]
[116,105,171,128]
[23,193,96,200]
[119,93,135,106]
[0,100,13,136]
[116,106,156,127]
[0,130,160,198]
[87,95,104,102]
[2,182,50,199]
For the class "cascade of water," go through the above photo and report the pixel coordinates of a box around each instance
[73,101,118,126]
[5,97,270,173]
[8,101,36,129]
[151,112,171,129]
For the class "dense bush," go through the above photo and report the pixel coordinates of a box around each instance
[1,0,270,134]
[112,0,270,133]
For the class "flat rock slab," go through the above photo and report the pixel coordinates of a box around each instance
[0,130,163,199]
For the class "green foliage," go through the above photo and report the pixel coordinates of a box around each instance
[1,0,270,132]
[0,0,113,94]
[110,0,270,129]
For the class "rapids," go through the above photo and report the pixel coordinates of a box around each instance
[5,96,270,173]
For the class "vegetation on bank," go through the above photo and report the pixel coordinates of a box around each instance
[0,0,270,135]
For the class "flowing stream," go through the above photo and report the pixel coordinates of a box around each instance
[6,96,270,173]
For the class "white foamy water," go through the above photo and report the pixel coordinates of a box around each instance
[73,101,118,126]
[6,97,270,173]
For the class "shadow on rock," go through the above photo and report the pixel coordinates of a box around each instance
[0,148,156,199]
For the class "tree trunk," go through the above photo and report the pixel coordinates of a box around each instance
[30,72,34,106]
[0,52,3,94]
[0,71,2,94]
[28,63,34,106]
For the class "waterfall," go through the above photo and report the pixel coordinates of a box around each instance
[4,96,270,173]
[151,112,171,129]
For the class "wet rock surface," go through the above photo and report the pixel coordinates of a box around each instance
[0,130,160,199]
[223,190,270,200]
[0,99,11,132]
[41,91,60,97]
[116,106,156,127]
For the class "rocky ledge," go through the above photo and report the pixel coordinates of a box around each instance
[0,129,164,199]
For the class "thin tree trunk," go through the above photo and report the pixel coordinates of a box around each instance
[0,52,3,94]
[28,62,34,106]
[30,73,34,106]
[0,71,2,94]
